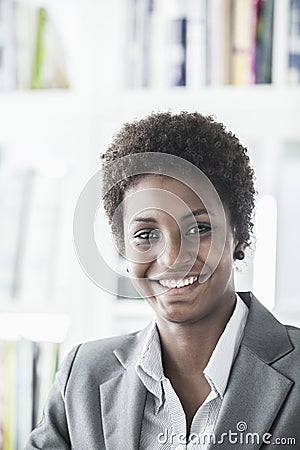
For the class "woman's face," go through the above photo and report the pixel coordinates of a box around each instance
[123,175,240,325]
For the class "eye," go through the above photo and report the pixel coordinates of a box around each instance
[187,223,211,236]
[132,229,161,245]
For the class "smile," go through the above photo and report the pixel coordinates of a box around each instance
[158,276,198,289]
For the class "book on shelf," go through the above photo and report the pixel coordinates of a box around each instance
[255,0,275,83]
[1,341,17,450]
[30,7,47,89]
[33,341,59,426]
[185,0,207,87]
[288,0,300,83]
[31,6,69,89]
[123,0,136,88]
[124,0,153,88]
[0,0,17,90]
[0,339,59,450]
[165,0,187,87]
[15,339,35,449]
[19,170,64,304]
[149,0,168,88]
[15,0,35,90]
[207,0,230,86]
[231,0,258,85]
[124,0,296,88]
[0,0,69,90]
[0,167,30,301]
[0,158,68,306]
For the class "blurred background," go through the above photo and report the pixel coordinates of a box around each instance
[0,0,300,447]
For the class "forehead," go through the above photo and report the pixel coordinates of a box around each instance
[123,175,218,222]
[132,175,202,202]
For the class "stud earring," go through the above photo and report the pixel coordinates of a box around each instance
[234,250,245,260]
[126,267,129,273]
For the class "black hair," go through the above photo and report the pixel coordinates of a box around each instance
[101,111,256,248]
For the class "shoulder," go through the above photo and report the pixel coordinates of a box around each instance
[286,325,300,347]
[56,326,149,394]
[75,328,143,366]
[239,292,300,361]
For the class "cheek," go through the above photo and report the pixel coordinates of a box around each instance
[128,262,147,279]
[198,237,234,280]
[196,237,218,269]
[126,247,154,279]
[125,245,151,278]
[129,266,155,301]
[196,238,211,257]
[213,241,235,279]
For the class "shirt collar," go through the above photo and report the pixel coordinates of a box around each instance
[203,294,249,398]
[135,319,164,412]
[136,318,163,381]
[136,294,249,404]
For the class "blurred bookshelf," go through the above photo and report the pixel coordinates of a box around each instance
[0,0,299,336]
[0,0,69,91]
[122,0,300,89]
[0,0,300,446]
[0,334,60,449]
[96,0,300,334]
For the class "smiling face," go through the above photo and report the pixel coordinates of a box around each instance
[123,175,241,326]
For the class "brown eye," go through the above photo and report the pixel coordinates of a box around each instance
[134,229,161,242]
[187,224,211,236]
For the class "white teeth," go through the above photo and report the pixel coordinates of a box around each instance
[158,276,198,289]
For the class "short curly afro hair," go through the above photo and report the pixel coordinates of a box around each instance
[100,111,256,249]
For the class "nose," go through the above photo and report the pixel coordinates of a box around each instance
[156,231,194,269]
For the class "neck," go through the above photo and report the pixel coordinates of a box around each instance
[156,293,236,377]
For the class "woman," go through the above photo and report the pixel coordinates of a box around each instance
[27,112,300,449]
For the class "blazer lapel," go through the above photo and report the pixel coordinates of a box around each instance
[99,295,294,450]
[99,326,150,450]
[210,293,294,450]
[210,346,293,449]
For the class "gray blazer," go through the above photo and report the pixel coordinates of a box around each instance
[26,292,300,449]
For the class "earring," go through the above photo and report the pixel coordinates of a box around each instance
[126,267,129,273]
[234,250,245,260]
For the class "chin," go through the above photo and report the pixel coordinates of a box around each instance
[154,299,205,324]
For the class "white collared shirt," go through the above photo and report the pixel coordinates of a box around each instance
[135,294,249,449]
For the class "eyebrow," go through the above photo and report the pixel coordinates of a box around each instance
[182,208,212,220]
[131,208,212,223]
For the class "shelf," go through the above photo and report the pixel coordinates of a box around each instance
[0,89,94,167]
[0,89,84,118]
[1,85,299,141]
[95,85,300,140]
[92,84,300,108]
[0,0,300,348]
[0,312,70,342]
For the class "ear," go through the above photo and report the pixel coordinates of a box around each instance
[234,241,246,253]
[233,241,246,261]
[232,227,245,251]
